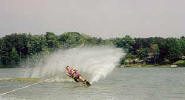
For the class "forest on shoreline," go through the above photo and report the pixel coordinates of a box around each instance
[0,32,185,68]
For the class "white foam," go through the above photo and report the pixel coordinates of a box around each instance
[26,46,125,83]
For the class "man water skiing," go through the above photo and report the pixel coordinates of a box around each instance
[66,66,91,86]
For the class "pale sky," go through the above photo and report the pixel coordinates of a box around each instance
[0,0,185,38]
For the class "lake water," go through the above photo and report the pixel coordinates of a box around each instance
[0,68,185,100]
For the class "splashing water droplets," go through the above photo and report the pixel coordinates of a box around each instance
[26,46,124,83]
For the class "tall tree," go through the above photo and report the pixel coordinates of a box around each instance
[45,32,59,49]
[166,38,182,63]
[113,35,135,52]
[179,38,185,56]
[148,44,160,64]
[58,32,84,48]
[11,47,20,64]
[136,48,148,60]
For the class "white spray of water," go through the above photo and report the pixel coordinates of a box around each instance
[27,46,124,83]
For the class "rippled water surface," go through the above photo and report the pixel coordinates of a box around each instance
[0,68,185,100]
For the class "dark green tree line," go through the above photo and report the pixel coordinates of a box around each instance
[0,32,185,67]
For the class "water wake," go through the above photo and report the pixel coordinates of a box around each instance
[25,46,124,83]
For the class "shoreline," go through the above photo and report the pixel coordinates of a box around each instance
[120,64,184,68]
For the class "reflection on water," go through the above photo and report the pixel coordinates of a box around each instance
[0,68,185,100]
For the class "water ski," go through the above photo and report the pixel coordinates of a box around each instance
[72,76,91,86]
[75,78,91,86]
[84,80,91,87]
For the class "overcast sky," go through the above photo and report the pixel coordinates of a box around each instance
[0,0,185,38]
